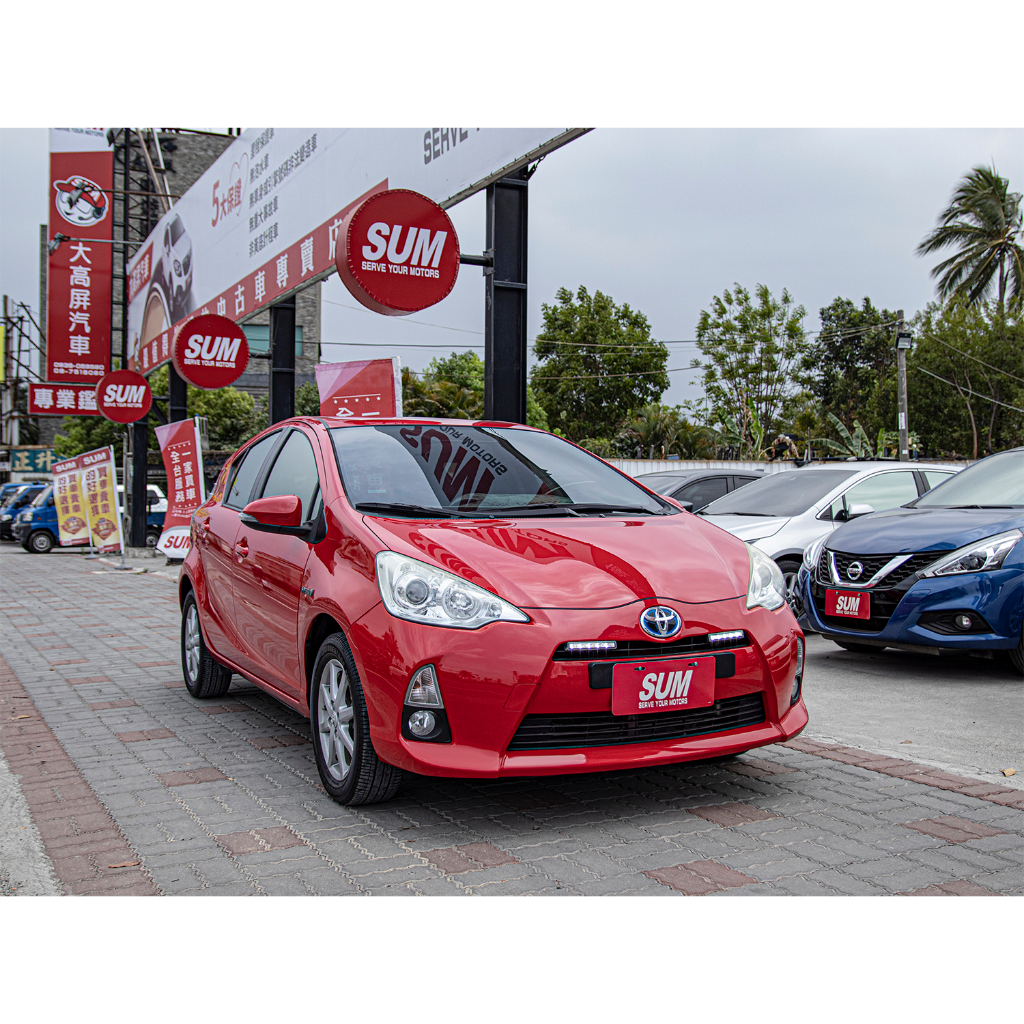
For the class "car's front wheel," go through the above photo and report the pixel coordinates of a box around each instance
[1009,623,1023,675]
[776,559,804,618]
[180,591,232,698]
[310,632,402,806]
[27,530,54,554]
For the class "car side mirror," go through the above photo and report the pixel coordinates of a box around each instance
[239,495,308,536]
[847,503,875,519]
[677,500,694,512]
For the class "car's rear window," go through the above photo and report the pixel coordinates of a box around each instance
[911,450,1024,507]
[330,424,669,514]
[701,470,857,517]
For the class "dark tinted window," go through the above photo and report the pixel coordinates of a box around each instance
[8,487,42,510]
[731,475,761,489]
[260,430,321,522]
[635,473,697,496]
[330,424,669,515]
[911,450,1024,507]
[701,470,857,517]
[225,432,281,509]
[673,476,729,509]
[169,216,186,245]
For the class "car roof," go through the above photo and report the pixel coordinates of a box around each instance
[317,416,542,430]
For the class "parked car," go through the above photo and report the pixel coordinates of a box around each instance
[634,468,763,512]
[117,484,168,546]
[13,484,163,552]
[160,213,193,320]
[1,484,46,540]
[0,482,26,505]
[798,447,1023,670]
[181,418,807,805]
[696,462,960,615]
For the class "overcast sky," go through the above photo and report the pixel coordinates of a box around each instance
[2,127,1020,408]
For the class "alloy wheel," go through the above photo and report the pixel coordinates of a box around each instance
[317,658,355,783]
[184,604,201,683]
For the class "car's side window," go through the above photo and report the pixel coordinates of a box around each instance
[259,430,321,522]
[840,471,919,513]
[224,432,282,510]
[673,476,729,509]
[730,475,759,490]
[923,470,955,490]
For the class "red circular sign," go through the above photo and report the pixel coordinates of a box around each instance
[95,370,152,423]
[336,189,460,316]
[172,313,250,390]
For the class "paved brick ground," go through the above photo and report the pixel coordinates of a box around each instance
[1,546,1021,897]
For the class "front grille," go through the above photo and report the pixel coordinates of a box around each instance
[817,549,938,587]
[552,632,749,661]
[506,693,766,751]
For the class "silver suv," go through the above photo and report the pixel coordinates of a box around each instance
[697,462,960,616]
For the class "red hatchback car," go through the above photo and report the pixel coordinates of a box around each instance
[180,417,807,804]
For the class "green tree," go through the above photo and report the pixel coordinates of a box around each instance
[917,165,1023,311]
[910,302,1024,459]
[804,297,898,438]
[618,404,717,459]
[692,283,810,459]
[530,286,668,441]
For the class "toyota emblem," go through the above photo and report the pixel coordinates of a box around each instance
[640,606,682,639]
[846,561,864,581]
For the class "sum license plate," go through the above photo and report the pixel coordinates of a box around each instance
[611,657,715,716]
[825,588,870,619]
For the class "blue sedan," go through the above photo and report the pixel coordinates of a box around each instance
[798,447,1023,672]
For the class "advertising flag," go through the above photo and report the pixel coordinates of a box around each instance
[80,447,124,554]
[47,129,114,383]
[315,358,402,418]
[155,417,206,558]
[52,456,90,546]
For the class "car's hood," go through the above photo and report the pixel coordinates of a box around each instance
[827,506,1024,555]
[697,514,790,542]
[363,514,751,609]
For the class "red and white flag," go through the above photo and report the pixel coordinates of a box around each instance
[155,418,206,558]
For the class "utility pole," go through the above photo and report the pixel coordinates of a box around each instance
[895,309,912,462]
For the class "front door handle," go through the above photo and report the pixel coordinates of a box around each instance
[234,541,249,558]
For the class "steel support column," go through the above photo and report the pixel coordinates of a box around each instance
[484,167,528,423]
[168,363,188,423]
[269,297,296,424]
[130,418,148,546]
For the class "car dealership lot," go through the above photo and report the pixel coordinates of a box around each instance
[1,544,1021,897]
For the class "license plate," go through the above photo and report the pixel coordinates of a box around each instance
[611,657,715,715]
[825,588,870,619]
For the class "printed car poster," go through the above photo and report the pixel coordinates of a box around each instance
[47,129,113,383]
[125,128,583,375]
[154,417,206,558]
[315,358,402,417]
[52,456,90,546]
[80,447,124,554]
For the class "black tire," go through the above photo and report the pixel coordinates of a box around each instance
[776,559,803,618]
[1009,623,1023,675]
[180,591,231,698]
[310,631,402,806]
[834,640,882,654]
[146,529,160,548]
[27,530,54,554]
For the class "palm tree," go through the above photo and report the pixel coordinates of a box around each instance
[917,166,1023,311]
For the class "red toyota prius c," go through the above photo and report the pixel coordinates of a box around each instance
[180,417,807,805]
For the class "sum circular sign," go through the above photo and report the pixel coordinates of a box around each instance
[172,313,249,389]
[336,189,460,316]
[96,369,152,423]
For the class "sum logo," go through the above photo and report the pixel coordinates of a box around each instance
[103,383,146,406]
[836,594,862,615]
[183,333,243,367]
[639,669,694,703]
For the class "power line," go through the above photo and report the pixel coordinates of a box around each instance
[919,332,1024,383]
[913,365,1024,413]
[532,366,696,381]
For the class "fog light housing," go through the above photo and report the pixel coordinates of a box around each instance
[407,710,436,736]
[791,636,804,706]
[955,614,973,631]
[401,665,452,743]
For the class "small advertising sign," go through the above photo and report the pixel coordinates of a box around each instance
[47,129,114,383]
[52,456,90,546]
[96,369,152,423]
[155,417,206,558]
[336,190,460,315]
[28,382,100,417]
[315,358,403,418]
[171,313,250,389]
[80,447,123,554]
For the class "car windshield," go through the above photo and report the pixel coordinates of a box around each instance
[2,487,27,508]
[31,486,53,507]
[169,216,186,245]
[910,449,1024,508]
[330,424,672,516]
[700,469,857,517]
[8,487,41,510]
[635,473,697,495]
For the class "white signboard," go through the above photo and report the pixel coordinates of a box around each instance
[126,128,587,374]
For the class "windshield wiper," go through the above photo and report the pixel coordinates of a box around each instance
[701,511,779,517]
[483,502,661,516]
[355,502,481,519]
[940,504,1019,510]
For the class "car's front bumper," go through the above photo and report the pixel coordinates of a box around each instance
[799,565,1023,651]
[12,521,31,543]
[347,596,807,778]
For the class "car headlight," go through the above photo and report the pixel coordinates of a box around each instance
[746,543,786,611]
[1,514,10,522]
[21,512,33,521]
[918,529,1022,578]
[173,259,182,276]
[804,535,827,571]
[375,551,530,630]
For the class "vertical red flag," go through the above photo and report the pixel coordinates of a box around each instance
[154,418,206,558]
[47,128,114,383]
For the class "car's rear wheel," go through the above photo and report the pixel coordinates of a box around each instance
[776,559,803,618]
[834,640,883,654]
[27,530,54,554]
[310,632,402,806]
[146,528,160,548]
[180,591,231,698]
